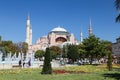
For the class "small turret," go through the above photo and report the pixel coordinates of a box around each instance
[80,29,83,43]
[27,14,30,26]
[88,19,93,37]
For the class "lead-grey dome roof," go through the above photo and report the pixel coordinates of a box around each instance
[51,26,67,32]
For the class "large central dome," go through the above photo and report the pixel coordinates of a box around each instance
[51,26,67,32]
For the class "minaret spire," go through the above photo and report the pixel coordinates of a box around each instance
[26,14,32,45]
[27,14,30,26]
[27,13,30,20]
[80,29,83,43]
[89,19,93,37]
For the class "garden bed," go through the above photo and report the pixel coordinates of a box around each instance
[53,69,89,74]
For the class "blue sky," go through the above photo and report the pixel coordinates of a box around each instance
[0,0,119,43]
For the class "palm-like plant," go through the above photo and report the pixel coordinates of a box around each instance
[115,0,120,22]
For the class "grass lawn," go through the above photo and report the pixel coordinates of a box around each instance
[0,64,120,80]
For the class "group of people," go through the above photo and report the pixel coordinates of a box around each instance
[19,59,31,67]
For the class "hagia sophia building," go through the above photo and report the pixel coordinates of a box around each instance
[25,15,93,53]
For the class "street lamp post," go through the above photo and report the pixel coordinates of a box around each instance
[18,42,24,68]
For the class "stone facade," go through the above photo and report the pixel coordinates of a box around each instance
[26,18,94,53]
[112,37,120,63]
[28,26,78,53]
[112,37,120,56]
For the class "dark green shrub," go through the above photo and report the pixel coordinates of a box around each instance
[41,47,52,74]
[107,52,112,71]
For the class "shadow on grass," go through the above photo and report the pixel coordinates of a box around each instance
[92,64,100,66]
[114,68,120,72]
[103,73,120,80]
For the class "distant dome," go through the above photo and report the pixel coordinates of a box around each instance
[51,26,67,32]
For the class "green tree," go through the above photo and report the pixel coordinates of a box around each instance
[50,51,57,59]
[94,40,112,63]
[4,46,10,53]
[16,42,28,57]
[0,47,5,61]
[17,42,28,53]
[0,36,1,42]
[67,45,79,62]
[115,0,120,22]
[1,41,14,55]
[83,35,100,64]
[41,48,52,74]
[106,42,112,71]
[77,43,86,60]
[35,50,45,60]
[0,38,28,58]
[21,42,28,55]
[50,46,61,59]
[10,43,18,55]
[62,45,68,58]
[1,41,12,47]
[82,35,112,64]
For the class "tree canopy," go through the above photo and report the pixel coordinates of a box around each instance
[50,46,61,59]
[0,36,1,42]
[0,39,28,56]
[115,0,120,22]
[35,50,45,60]
[67,44,79,62]
[81,35,112,64]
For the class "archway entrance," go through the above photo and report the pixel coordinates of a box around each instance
[55,37,67,44]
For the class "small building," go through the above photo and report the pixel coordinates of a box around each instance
[112,37,120,56]
[112,37,120,63]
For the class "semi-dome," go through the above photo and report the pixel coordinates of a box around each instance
[51,26,67,32]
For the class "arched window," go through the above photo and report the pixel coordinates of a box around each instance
[55,37,67,44]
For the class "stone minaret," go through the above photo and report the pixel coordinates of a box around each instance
[80,29,83,43]
[26,15,32,45]
[88,19,93,37]
[29,26,32,45]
